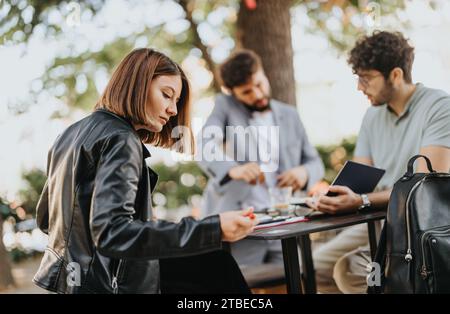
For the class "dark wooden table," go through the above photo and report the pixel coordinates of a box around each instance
[247,209,386,294]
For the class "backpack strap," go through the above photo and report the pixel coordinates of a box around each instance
[368,220,387,294]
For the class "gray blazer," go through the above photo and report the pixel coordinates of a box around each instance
[197,94,324,216]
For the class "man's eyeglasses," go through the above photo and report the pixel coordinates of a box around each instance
[356,73,383,87]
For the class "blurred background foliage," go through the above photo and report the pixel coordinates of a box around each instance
[0,0,417,112]
[2,137,357,222]
[317,136,357,183]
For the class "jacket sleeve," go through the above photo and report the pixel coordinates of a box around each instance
[90,132,222,260]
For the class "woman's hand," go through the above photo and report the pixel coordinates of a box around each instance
[219,207,258,242]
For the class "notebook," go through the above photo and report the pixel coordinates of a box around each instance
[326,161,385,196]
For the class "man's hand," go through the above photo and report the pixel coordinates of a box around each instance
[306,185,362,214]
[228,163,265,185]
[277,166,308,191]
[219,207,258,242]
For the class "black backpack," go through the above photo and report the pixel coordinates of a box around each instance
[371,155,450,293]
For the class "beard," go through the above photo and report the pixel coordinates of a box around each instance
[242,97,271,112]
[371,81,395,106]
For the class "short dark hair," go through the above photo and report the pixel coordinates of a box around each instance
[95,48,193,153]
[220,49,263,89]
[348,31,415,83]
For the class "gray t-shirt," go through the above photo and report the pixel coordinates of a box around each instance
[354,83,450,190]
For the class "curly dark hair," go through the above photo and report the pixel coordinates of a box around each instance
[348,31,415,83]
[220,49,262,89]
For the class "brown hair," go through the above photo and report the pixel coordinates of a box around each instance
[220,49,263,89]
[95,48,193,153]
[348,31,415,83]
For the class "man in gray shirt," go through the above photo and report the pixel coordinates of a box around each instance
[308,31,450,293]
[197,50,324,266]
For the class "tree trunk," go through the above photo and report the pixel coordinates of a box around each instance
[178,0,222,93]
[0,216,15,290]
[237,0,296,106]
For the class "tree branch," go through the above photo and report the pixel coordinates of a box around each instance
[178,0,222,92]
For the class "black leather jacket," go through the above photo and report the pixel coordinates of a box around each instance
[33,109,222,294]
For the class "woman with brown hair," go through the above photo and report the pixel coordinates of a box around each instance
[33,48,256,294]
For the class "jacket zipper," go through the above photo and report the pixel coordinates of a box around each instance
[420,227,450,279]
[111,259,123,294]
[404,173,450,263]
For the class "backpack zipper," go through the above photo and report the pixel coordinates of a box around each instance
[404,179,423,262]
[420,227,450,279]
[404,173,450,263]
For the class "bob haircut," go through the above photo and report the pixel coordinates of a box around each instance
[95,48,193,154]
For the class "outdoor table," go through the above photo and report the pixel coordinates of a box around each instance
[246,208,386,294]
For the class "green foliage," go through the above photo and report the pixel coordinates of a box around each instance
[0,196,37,263]
[2,170,45,262]
[0,0,106,45]
[2,0,224,106]
[8,248,42,263]
[18,168,47,217]
[41,37,137,110]
[152,161,208,210]
[0,197,12,220]
[0,168,46,221]
[316,136,357,183]
[300,0,409,52]
[1,0,411,113]
[0,198,21,223]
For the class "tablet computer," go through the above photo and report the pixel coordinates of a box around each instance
[326,160,385,196]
